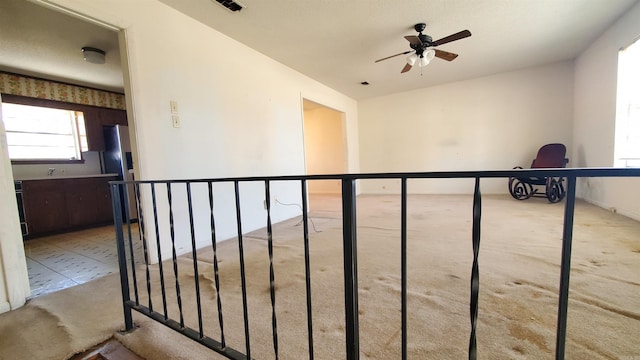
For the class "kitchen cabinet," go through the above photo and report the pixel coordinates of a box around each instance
[84,108,128,151]
[66,178,99,227]
[83,108,105,151]
[95,180,116,223]
[21,176,118,237]
[98,108,128,126]
[21,180,68,235]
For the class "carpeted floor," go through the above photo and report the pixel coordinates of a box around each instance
[1,195,639,359]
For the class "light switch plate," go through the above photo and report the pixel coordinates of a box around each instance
[170,100,178,114]
[172,115,180,128]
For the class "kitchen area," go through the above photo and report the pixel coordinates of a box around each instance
[0,0,141,302]
[11,101,136,238]
[7,97,140,297]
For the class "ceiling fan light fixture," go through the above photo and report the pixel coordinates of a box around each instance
[425,49,436,61]
[81,47,106,64]
[418,49,436,67]
[406,53,418,66]
[418,56,430,67]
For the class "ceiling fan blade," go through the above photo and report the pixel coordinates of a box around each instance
[432,30,471,46]
[434,49,459,61]
[375,50,412,63]
[404,35,422,46]
[401,63,412,73]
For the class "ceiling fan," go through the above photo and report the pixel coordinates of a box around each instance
[375,23,472,73]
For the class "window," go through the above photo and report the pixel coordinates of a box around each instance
[615,36,640,167]
[2,102,87,162]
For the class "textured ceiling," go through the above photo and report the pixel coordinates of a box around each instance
[0,0,638,98]
[160,0,638,99]
[0,0,122,92]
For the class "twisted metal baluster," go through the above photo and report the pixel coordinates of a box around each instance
[140,184,153,311]
[151,183,168,319]
[167,183,184,328]
[234,181,251,358]
[265,180,279,358]
[469,178,482,360]
[124,183,138,305]
[186,182,204,338]
[208,182,226,347]
[129,183,143,305]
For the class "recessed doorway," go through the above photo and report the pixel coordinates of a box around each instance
[302,99,347,210]
[0,0,131,300]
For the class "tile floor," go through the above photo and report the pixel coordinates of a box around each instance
[21,196,338,298]
[23,225,142,298]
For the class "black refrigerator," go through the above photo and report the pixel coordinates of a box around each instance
[103,125,137,220]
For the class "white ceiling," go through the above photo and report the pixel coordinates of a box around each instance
[0,0,122,92]
[160,0,638,99]
[0,0,638,99]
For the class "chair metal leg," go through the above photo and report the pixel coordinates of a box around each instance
[545,177,564,203]
[509,177,534,200]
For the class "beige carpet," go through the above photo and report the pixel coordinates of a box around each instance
[0,274,124,360]
[1,195,639,359]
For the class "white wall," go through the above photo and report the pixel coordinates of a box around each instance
[42,0,359,261]
[358,61,574,194]
[573,0,640,220]
[0,98,30,313]
[303,106,346,194]
[11,151,102,179]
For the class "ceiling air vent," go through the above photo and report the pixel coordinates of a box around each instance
[213,0,245,12]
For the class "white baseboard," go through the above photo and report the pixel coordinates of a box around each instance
[9,297,26,310]
[581,198,640,222]
[0,301,10,314]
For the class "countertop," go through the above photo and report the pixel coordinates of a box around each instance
[14,173,119,181]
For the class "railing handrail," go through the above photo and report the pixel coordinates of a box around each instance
[111,167,640,360]
[110,167,640,185]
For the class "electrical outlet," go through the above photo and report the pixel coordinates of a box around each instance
[172,115,181,128]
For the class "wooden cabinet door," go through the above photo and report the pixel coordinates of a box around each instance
[22,180,68,234]
[83,108,105,151]
[95,177,117,223]
[99,108,128,126]
[65,179,98,226]
[85,108,127,152]
[23,177,120,236]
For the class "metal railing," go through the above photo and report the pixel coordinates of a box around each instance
[110,168,640,360]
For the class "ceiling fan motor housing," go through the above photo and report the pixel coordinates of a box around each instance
[409,34,433,56]
[409,23,434,54]
[419,34,433,46]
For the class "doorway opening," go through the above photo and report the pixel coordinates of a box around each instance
[302,99,347,211]
[0,0,133,299]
